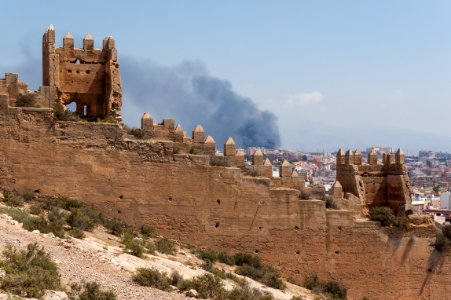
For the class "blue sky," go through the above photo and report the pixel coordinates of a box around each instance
[1,1,450,153]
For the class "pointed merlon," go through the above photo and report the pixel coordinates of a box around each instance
[205,135,215,144]
[194,124,205,133]
[142,112,153,120]
[354,149,361,155]
[396,148,404,155]
[337,148,345,155]
[236,150,245,156]
[334,180,342,188]
[64,32,74,39]
[175,124,183,134]
[48,24,55,31]
[254,149,263,156]
[84,34,94,40]
[282,160,290,167]
[264,158,272,166]
[291,170,299,177]
[345,149,353,155]
[225,137,236,145]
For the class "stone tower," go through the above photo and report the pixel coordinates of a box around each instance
[42,25,122,121]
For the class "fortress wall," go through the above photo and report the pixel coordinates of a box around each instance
[1,110,451,299]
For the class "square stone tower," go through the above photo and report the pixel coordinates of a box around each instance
[42,25,122,121]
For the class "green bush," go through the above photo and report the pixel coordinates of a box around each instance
[322,196,339,209]
[170,271,184,288]
[210,156,230,167]
[323,280,347,300]
[236,264,285,290]
[67,206,101,232]
[146,240,156,254]
[369,206,396,226]
[133,268,172,291]
[54,104,81,121]
[299,191,310,200]
[0,207,29,223]
[127,127,147,139]
[3,192,24,207]
[303,274,347,300]
[156,238,176,255]
[434,233,449,252]
[303,274,321,291]
[15,94,37,107]
[140,224,155,237]
[180,274,224,299]
[104,218,128,236]
[29,202,45,215]
[122,237,145,258]
[233,252,262,268]
[197,248,219,263]
[217,251,235,265]
[223,282,274,300]
[69,227,86,239]
[0,243,60,298]
[68,281,117,300]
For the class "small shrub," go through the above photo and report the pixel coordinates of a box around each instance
[225,283,274,300]
[322,196,339,209]
[170,271,184,288]
[246,169,259,177]
[68,281,117,300]
[434,233,448,252]
[123,238,145,258]
[210,156,230,167]
[393,215,410,229]
[22,191,35,202]
[369,206,396,226]
[54,103,81,121]
[236,263,285,290]
[0,207,29,223]
[210,267,228,279]
[0,243,60,298]
[197,248,218,263]
[97,116,117,124]
[303,274,347,300]
[322,280,347,300]
[104,218,128,236]
[127,127,146,139]
[287,276,303,286]
[291,297,304,300]
[303,274,321,291]
[180,274,224,299]
[67,206,101,232]
[15,94,37,107]
[217,251,235,265]
[201,259,213,272]
[140,224,155,237]
[156,238,176,255]
[299,191,311,200]
[133,268,172,291]
[69,227,86,239]
[3,192,24,207]
[28,202,44,215]
[233,252,262,268]
[146,240,156,254]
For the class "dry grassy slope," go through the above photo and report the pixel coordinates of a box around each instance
[0,203,317,300]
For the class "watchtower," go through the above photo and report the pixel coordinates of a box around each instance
[42,25,122,121]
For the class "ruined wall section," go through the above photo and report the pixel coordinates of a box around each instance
[336,149,412,214]
[42,26,122,121]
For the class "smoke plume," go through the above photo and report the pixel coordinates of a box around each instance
[121,58,281,148]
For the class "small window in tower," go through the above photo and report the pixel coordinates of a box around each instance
[83,105,88,117]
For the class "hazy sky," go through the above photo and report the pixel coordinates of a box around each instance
[0,1,450,154]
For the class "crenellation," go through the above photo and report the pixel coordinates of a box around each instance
[192,124,205,143]
[395,148,405,164]
[354,149,362,165]
[63,32,74,49]
[280,159,292,177]
[336,146,412,215]
[336,148,345,165]
[345,149,354,165]
[141,112,154,130]
[252,149,264,166]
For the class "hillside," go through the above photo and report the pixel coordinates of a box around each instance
[0,191,322,300]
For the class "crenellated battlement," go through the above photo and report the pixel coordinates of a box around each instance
[42,25,122,121]
[336,147,412,214]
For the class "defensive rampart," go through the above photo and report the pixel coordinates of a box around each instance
[0,105,450,300]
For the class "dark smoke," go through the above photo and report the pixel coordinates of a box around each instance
[121,58,281,148]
